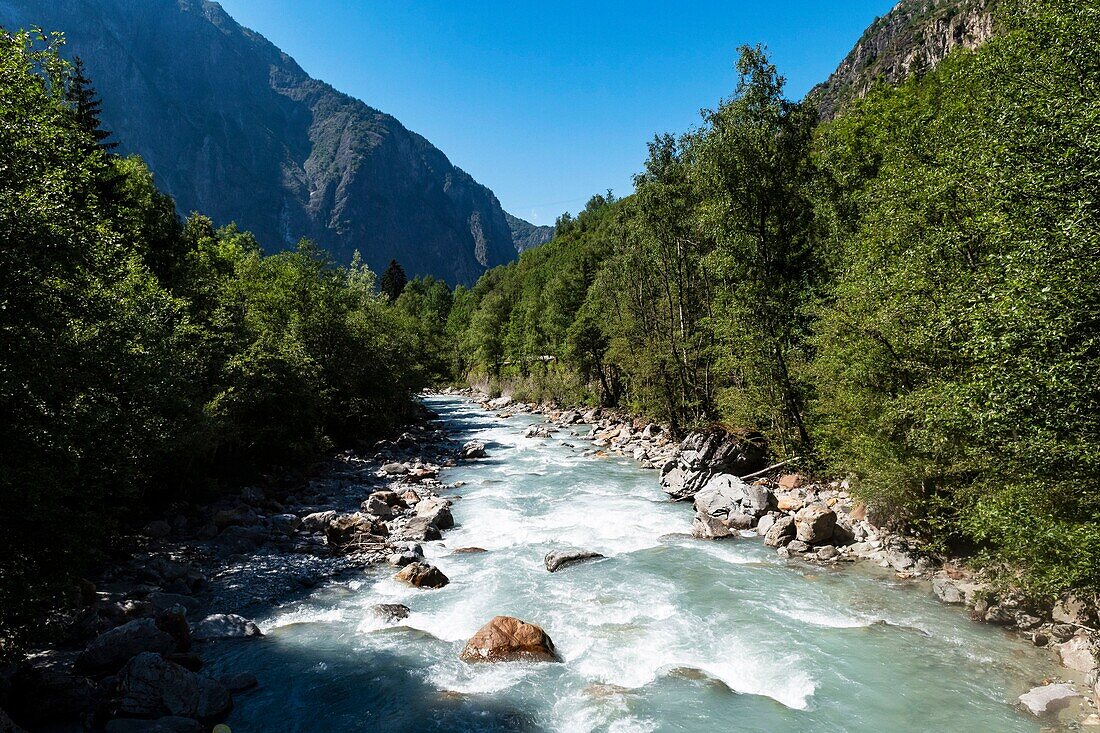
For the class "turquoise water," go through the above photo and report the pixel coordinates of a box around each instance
[207,396,1066,732]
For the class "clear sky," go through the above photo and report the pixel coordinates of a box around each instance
[216,0,896,225]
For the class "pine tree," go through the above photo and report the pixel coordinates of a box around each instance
[380,259,408,302]
[65,57,117,151]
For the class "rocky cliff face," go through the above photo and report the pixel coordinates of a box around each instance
[504,213,555,253]
[0,0,540,284]
[809,0,995,119]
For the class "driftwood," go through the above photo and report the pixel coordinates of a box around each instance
[669,457,802,503]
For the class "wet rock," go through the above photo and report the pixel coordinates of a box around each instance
[105,717,203,733]
[116,653,231,721]
[816,545,839,561]
[270,514,301,536]
[693,474,774,520]
[371,604,411,622]
[395,562,449,588]
[763,515,796,547]
[524,425,553,439]
[452,547,488,554]
[219,673,258,693]
[416,497,454,530]
[1017,683,1079,717]
[459,616,560,663]
[794,505,836,545]
[191,614,263,641]
[147,593,201,616]
[76,619,176,675]
[460,441,487,459]
[544,550,604,572]
[786,540,811,554]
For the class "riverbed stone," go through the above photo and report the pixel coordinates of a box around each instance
[361,495,393,519]
[764,516,796,547]
[395,562,449,588]
[460,441,487,459]
[794,505,836,544]
[459,616,559,663]
[371,604,411,622]
[117,653,231,721]
[324,513,385,547]
[416,497,454,529]
[1018,683,1079,717]
[390,516,442,542]
[1057,631,1099,672]
[786,539,810,554]
[191,614,262,641]
[300,510,336,533]
[756,514,776,536]
[544,550,604,572]
[692,513,733,539]
[76,619,176,675]
[1053,593,1098,627]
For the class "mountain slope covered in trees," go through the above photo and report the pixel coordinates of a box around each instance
[0,0,541,285]
[436,0,1099,598]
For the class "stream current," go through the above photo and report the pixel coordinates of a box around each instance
[207,396,1068,732]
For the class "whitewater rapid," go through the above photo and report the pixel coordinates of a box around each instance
[206,396,1066,732]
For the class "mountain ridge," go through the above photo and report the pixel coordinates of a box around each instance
[0,0,542,285]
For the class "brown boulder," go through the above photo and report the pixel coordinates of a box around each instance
[459,616,560,663]
[395,562,449,588]
[794,504,836,544]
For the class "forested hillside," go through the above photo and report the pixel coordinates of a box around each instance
[436,0,1100,597]
[0,32,433,650]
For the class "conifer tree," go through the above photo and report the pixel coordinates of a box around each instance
[381,259,408,302]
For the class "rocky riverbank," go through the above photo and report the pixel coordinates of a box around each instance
[448,386,1100,725]
[1,406,474,732]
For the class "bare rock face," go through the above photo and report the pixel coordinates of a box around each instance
[660,428,767,500]
[459,616,560,663]
[794,505,837,545]
[116,653,231,721]
[395,562,449,589]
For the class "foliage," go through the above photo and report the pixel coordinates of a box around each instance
[0,33,431,653]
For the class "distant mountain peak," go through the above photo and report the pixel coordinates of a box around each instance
[1,0,539,284]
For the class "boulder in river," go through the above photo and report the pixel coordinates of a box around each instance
[763,515,795,548]
[693,474,775,520]
[395,562,449,588]
[691,513,733,539]
[1017,683,1079,716]
[794,504,836,544]
[324,513,386,547]
[116,653,231,721]
[544,549,604,572]
[75,618,176,675]
[191,614,263,641]
[371,604,411,622]
[391,516,442,542]
[459,616,560,663]
[660,427,767,500]
[460,441,487,459]
[416,497,455,529]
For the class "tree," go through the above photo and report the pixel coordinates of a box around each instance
[65,56,116,151]
[380,258,408,302]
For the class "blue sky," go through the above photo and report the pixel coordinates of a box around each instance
[217,0,896,225]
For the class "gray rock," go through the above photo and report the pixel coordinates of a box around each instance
[387,551,419,567]
[76,619,176,674]
[786,540,811,554]
[390,516,442,542]
[270,513,301,536]
[191,614,262,641]
[1051,623,1078,643]
[524,425,553,438]
[416,497,454,530]
[659,428,766,500]
[1053,593,1098,627]
[692,513,733,539]
[382,462,408,476]
[794,505,836,544]
[460,441,487,459]
[117,653,231,721]
[361,495,393,519]
[756,514,776,536]
[395,562,449,588]
[763,515,796,547]
[816,545,838,561]
[544,550,604,572]
[1018,683,1079,717]
[932,573,966,604]
[693,474,775,520]
[371,604,411,622]
[1057,631,1099,672]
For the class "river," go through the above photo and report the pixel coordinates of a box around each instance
[206,395,1068,732]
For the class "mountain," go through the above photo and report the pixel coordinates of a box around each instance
[809,0,995,119]
[0,0,543,285]
[504,213,555,253]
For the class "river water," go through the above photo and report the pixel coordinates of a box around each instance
[207,396,1070,732]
